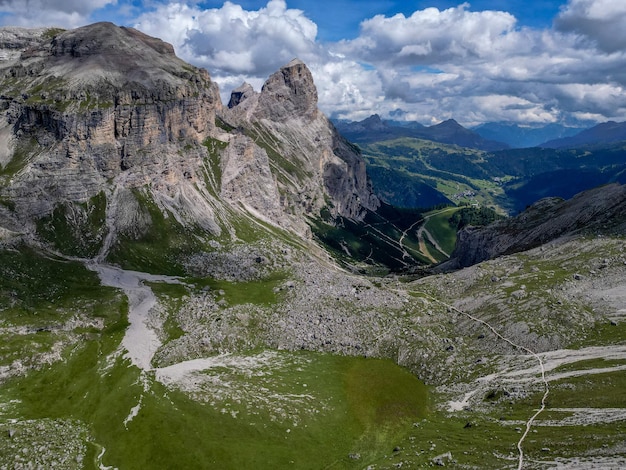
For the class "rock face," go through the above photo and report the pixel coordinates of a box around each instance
[256,59,319,122]
[0,22,221,235]
[0,27,49,61]
[223,58,379,226]
[0,23,379,249]
[442,183,626,269]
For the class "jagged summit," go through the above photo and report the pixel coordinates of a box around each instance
[227,82,255,108]
[226,58,318,121]
[224,59,379,222]
[0,24,382,260]
[249,57,319,122]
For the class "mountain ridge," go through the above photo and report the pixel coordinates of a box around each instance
[333,114,509,151]
[540,120,626,148]
[440,183,626,270]
[473,121,586,148]
[0,23,385,263]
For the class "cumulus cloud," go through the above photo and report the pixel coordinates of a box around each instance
[555,0,626,52]
[339,4,519,66]
[313,59,385,121]
[4,0,626,126]
[321,1,626,125]
[0,0,116,27]
[135,0,321,77]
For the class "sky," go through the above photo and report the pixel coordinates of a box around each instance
[1,0,626,127]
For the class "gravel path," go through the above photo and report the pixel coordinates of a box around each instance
[88,263,184,370]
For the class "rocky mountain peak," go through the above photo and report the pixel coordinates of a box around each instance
[257,57,318,121]
[49,22,175,60]
[222,58,379,225]
[0,24,380,249]
[227,82,255,109]
[3,22,212,97]
[434,118,462,129]
[361,114,387,130]
[0,22,223,233]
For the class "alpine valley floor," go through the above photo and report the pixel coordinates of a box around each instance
[1,233,626,469]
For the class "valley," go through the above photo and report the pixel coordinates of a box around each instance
[3,232,626,468]
[0,23,625,469]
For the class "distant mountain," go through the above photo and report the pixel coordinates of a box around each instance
[473,122,585,148]
[360,135,626,213]
[385,119,426,130]
[540,121,626,148]
[333,115,508,151]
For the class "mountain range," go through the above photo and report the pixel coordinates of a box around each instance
[336,114,626,150]
[1,22,626,470]
[540,120,626,148]
[333,114,509,151]
[472,121,586,148]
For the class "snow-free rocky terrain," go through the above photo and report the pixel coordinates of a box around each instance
[0,23,625,469]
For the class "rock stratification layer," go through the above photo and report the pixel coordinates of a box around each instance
[223,58,379,226]
[0,23,379,247]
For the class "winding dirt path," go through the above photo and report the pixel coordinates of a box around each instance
[419,292,549,470]
[399,207,457,261]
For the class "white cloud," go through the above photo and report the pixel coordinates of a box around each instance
[321,1,626,125]
[340,4,518,66]
[312,59,385,121]
[555,0,626,52]
[0,0,116,27]
[135,0,321,77]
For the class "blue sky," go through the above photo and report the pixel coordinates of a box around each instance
[1,1,626,126]
[86,1,565,40]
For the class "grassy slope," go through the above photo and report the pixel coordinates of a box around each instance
[422,208,461,257]
[403,236,626,468]
[2,238,626,468]
[1,338,430,469]
[361,137,507,212]
[309,205,431,273]
[0,245,431,469]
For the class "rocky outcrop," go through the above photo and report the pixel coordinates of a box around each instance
[256,59,318,122]
[0,27,49,61]
[223,59,379,224]
[219,134,284,224]
[0,23,381,257]
[441,183,626,269]
[227,83,255,109]
[0,22,225,244]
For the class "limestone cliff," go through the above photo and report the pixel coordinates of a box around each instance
[0,23,222,238]
[0,23,381,259]
[222,59,379,226]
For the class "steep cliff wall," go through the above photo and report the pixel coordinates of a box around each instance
[222,59,379,225]
[0,23,381,256]
[0,23,222,237]
[441,183,626,270]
